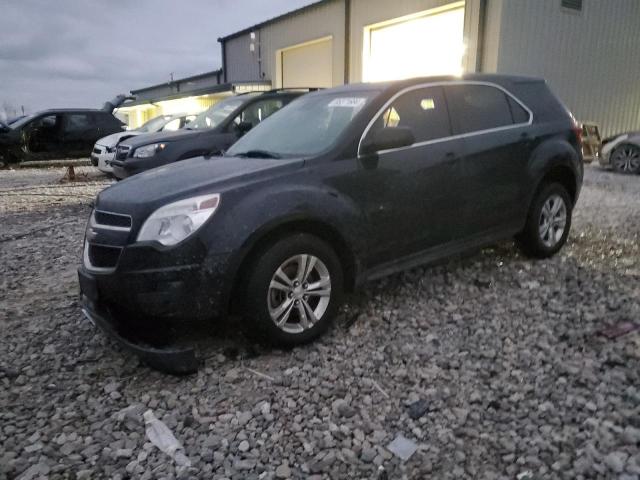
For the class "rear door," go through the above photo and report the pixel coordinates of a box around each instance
[445,83,533,237]
[61,113,95,157]
[357,85,463,265]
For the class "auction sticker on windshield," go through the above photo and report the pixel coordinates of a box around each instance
[328,97,367,108]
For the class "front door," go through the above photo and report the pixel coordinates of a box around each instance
[355,85,463,266]
[24,114,64,160]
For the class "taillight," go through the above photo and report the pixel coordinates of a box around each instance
[573,123,583,145]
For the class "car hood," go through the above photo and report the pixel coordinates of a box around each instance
[96,131,143,148]
[96,155,305,215]
[119,128,208,148]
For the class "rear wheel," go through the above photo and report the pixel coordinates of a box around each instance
[516,183,572,258]
[243,234,343,347]
[610,144,640,174]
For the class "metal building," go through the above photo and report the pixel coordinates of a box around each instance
[218,0,640,136]
[115,70,270,129]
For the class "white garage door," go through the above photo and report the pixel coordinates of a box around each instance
[281,38,333,89]
[364,5,465,82]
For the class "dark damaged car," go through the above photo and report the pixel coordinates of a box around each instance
[79,74,583,373]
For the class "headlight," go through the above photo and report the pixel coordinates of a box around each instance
[137,194,220,246]
[133,143,167,158]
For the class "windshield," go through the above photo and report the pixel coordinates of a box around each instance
[6,114,37,129]
[185,96,250,130]
[227,91,379,158]
[136,115,173,133]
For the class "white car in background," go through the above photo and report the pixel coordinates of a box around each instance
[600,131,640,174]
[91,113,196,174]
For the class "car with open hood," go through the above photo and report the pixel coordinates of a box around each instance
[78,74,583,373]
[0,109,124,165]
[110,90,308,179]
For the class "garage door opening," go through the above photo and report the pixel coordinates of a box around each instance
[363,2,466,82]
[278,37,333,89]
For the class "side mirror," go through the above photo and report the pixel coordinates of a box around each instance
[235,121,253,135]
[360,127,415,156]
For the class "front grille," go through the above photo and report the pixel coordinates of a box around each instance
[115,145,131,160]
[93,147,102,154]
[88,244,122,269]
[94,210,132,229]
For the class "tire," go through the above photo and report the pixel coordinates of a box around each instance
[242,233,344,347]
[516,182,572,259]
[610,144,640,174]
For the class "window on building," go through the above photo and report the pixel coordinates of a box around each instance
[561,0,582,12]
[368,86,452,144]
[446,85,514,134]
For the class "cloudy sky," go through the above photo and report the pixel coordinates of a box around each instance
[0,0,315,116]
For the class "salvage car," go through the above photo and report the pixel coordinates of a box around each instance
[79,74,583,373]
[110,90,306,179]
[0,109,124,165]
[91,113,196,174]
[600,131,640,174]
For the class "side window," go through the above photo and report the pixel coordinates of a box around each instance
[446,85,513,134]
[162,118,181,131]
[32,115,59,130]
[507,96,530,124]
[365,86,452,144]
[64,114,92,133]
[234,99,285,128]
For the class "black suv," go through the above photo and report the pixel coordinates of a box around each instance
[79,74,583,372]
[0,109,124,164]
[110,90,307,179]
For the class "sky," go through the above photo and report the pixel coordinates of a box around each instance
[0,0,316,116]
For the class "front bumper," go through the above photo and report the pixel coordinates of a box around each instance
[80,294,199,374]
[111,155,169,179]
[78,247,233,373]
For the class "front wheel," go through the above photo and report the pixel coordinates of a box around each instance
[610,144,640,174]
[516,183,572,259]
[243,234,344,347]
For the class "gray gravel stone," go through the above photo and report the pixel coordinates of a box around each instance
[1,164,639,479]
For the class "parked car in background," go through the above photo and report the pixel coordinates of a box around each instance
[600,131,640,174]
[92,113,196,174]
[110,90,309,179]
[79,74,583,372]
[0,109,124,165]
[580,122,601,164]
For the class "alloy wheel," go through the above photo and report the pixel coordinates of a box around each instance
[538,194,567,248]
[267,254,331,334]
[612,146,640,173]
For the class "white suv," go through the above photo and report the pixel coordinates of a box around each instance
[92,113,195,173]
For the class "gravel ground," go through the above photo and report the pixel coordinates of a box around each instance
[1,165,638,480]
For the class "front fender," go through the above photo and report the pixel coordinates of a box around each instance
[200,182,366,306]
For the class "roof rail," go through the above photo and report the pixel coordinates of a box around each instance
[261,87,324,94]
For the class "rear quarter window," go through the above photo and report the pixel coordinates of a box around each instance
[446,84,514,134]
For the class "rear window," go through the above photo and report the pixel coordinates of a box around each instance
[508,96,529,124]
[446,84,514,134]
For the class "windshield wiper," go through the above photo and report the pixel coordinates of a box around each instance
[233,149,281,159]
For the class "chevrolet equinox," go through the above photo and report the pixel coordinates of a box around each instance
[79,74,583,371]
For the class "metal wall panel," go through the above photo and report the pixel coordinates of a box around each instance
[493,0,640,136]
[224,0,345,86]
